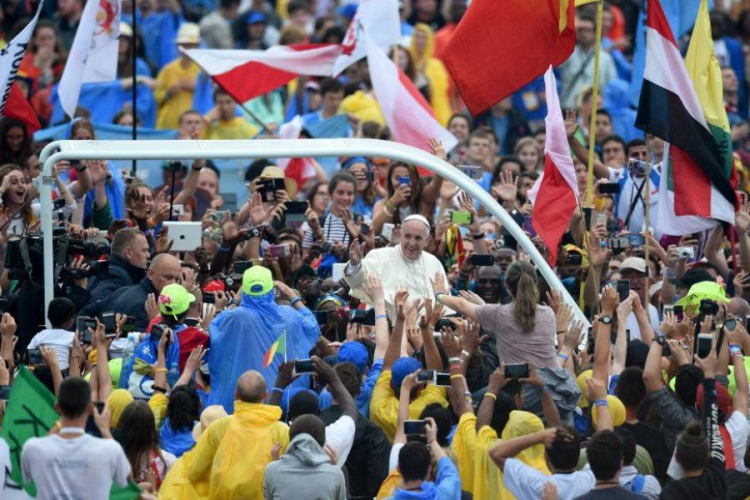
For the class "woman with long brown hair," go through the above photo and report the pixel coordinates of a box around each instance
[371,161,443,235]
[433,261,558,369]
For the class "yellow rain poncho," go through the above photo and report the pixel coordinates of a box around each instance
[409,24,452,126]
[161,401,289,500]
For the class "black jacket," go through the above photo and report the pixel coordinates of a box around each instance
[87,254,146,304]
[320,405,390,499]
[98,277,158,331]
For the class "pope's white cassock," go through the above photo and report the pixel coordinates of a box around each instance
[344,244,451,319]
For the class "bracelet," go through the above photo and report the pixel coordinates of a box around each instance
[152,386,167,394]
[434,291,446,302]
[732,352,744,359]
[557,330,566,335]
[375,314,387,321]
[219,245,232,252]
[484,392,497,401]
[290,296,303,305]
[464,391,472,398]
[383,206,394,217]
[272,387,285,394]
[461,350,471,358]
[730,343,742,351]
[450,374,464,380]
[155,368,168,373]
[471,232,484,240]
[76,166,88,173]
[594,399,609,407]
[385,200,396,212]
[448,357,461,365]
[557,353,569,361]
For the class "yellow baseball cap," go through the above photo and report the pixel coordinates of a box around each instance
[242,266,274,296]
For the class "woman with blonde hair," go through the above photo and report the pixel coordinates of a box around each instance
[409,24,452,126]
[514,136,543,173]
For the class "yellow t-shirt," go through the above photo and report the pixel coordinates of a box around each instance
[369,369,448,443]
[204,117,260,140]
[155,58,200,130]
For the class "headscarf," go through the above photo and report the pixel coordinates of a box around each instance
[107,389,134,428]
[501,411,550,474]
[409,23,436,71]
[591,395,626,428]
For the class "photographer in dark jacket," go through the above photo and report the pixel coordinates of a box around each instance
[92,254,182,331]
[87,228,149,303]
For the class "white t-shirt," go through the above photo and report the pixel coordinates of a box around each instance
[624,305,660,342]
[504,458,595,500]
[584,463,661,499]
[0,437,29,499]
[667,410,750,478]
[22,432,130,500]
[27,329,76,370]
[325,414,356,468]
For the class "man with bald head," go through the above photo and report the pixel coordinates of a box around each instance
[187,369,289,499]
[103,253,183,330]
[344,215,450,319]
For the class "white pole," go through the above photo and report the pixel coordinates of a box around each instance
[39,139,589,329]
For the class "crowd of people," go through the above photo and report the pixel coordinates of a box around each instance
[3,0,750,499]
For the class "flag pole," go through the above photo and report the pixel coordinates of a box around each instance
[644,152,652,309]
[585,0,604,206]
[132,11,138,174]
[238,99,273,135]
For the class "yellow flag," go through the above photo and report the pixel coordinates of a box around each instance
[685,0,732,176]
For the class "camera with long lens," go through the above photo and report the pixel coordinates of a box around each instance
[4,233,110,283]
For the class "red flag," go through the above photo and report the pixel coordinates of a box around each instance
[182,44,342,105]
[4,83,41,134]
[443,0,576,116]
[528,68,579,265]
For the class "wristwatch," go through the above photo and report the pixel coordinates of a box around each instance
[599,315,613,325]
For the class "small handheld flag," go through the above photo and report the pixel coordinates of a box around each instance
[263,331,287,368]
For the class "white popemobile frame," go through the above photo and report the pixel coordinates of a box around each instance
[39,139,589,329]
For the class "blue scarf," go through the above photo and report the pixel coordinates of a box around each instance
[159,416,196,458]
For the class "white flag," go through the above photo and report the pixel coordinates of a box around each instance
[333,0,401,76]
[58,0,121,118]
[366,35,457,153]
[0,0,44,116]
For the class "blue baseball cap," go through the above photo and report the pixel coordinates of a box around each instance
[246,11,266,25]
[391,357,422,392]
[337,341,369,374]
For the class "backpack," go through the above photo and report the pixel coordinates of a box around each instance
[624,474,645,493]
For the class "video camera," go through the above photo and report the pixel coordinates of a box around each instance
[5,232,110,283]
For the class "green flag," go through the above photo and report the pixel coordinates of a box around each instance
[0,366,58,496]
[0,366,141,499]
[110,481,142,500]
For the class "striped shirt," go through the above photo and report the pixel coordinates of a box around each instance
[303,213,350,248]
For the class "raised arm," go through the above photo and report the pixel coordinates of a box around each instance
[587,377,612,431]
[477,367,508,430]
[444,330,473,417]
[433,272,480,323]
[489,427,557,471]
[393,371,423,445]
[361,274,390,359]
[694,336,724,464]
[728,324,748,417]
[175,346,206,388]
[92,320,112,401]
[420,299,445,371]
[613,294,635,375]
[39,346,63,396]
[565,110,610,179]
[173,157,203,205]
[521,365,561,428]
[383,290,417,370]
[593,286,618,382]
[314,355,357,421]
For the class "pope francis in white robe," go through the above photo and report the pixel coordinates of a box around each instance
[344,215,451,319]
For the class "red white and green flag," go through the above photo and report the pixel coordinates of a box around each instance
[636,0,736,235]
